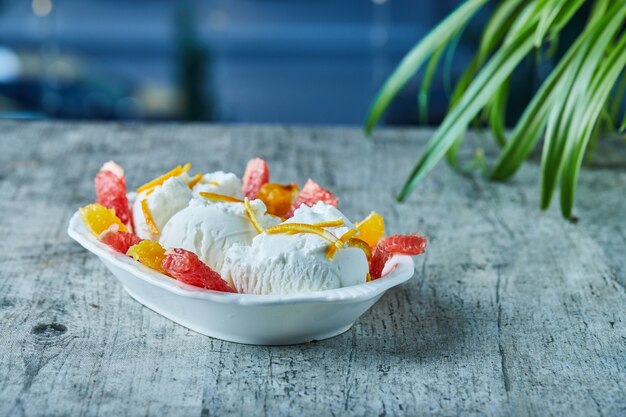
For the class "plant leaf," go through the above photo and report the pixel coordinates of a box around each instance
[398,19,539,202]
[487,78,510,147]
[489,3,599,181]
[540,5,626,210]
[443,27,466,99]
[610,71,626,130]
[535,0,563,47]
[560,32,626,218]
[545,0,587,41]
[365,0,489,135]
[419,29,465,125]
[444,0,526,165]
[418,44,445,125]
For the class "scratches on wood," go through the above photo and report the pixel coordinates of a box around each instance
[0,121,625,416]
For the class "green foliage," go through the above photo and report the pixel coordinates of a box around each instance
[365,0,626,220]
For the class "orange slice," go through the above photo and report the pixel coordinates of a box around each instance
[126,240,166,273]
[199,192,244,203]
[136,163,191,194]
[265,223,338,244]
[244,197,264,233]
[80,203,127,237]
[355,211,385,247]
[141,199,160,236]
[257,183,299,218]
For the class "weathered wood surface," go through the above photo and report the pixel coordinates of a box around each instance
[0,121,624,417]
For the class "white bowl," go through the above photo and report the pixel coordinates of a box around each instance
[67,211,416,345]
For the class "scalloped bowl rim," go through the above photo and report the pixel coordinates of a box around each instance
[67,210,415,306]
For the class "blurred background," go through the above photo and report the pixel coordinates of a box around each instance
[0,0,545,125]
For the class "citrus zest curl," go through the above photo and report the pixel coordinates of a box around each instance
[311,218,344,228]
[326,228,358,259]
[244,197,264,233]
[346,237,372,259]
[136,163,191,193]
[265,223,338,243]
[199,192,244,203]
[141,199,160,236]
[187,172,203,189]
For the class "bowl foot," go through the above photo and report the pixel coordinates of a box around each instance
[123,285,354,345]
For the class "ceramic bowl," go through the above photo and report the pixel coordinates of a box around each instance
[67,211,415,345]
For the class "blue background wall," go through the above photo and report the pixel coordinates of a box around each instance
[0,0,496,124]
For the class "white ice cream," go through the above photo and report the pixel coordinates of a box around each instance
[132,176,193,240]
[221,202,369,295]
[192,171,243,199]
[159,197,280,272]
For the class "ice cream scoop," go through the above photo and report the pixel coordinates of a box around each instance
[221,202,369,295]
[132,176,193,240]
[193,171,243,199]
[159,197,280,272]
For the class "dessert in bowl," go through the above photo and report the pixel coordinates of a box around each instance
[68,159,427,345]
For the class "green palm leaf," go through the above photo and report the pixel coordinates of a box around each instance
[446,0,526,165]
[365,0,626,219]
[486,78,509,147]
[398,19,540,201]
[560,33,626,218]
[364,0,489,134]
[540,4,626,210]
[489,27,585,180]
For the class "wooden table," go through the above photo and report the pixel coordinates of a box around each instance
[1,121,624,416]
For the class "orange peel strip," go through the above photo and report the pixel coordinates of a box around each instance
[207,181,221,186]
[187,172,203,189]
[136,163,191,193]
[244,197,264,234]
[265,223,338,244]
[346,237,372,259]
[141,199,160,236]
[326,228,358,260]
[311,218,344,228]
[199,192,244,203]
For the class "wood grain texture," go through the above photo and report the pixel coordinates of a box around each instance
[0,121,624,417]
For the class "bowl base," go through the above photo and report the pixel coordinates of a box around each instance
[123,285,354,345]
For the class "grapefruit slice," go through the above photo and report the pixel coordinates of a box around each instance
[369,233,427,279]
[380,234,427,255]
[100,230,142,254]
[162,248,234,292]
[288,179,338,217]
[242,158,270,199]
[95,161,132,228]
